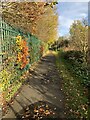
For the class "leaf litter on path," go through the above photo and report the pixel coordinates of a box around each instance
[18,101,60,119]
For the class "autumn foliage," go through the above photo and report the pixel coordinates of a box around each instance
[16,36,29,69]
[2,1,58,44]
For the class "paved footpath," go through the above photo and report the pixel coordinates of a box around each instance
[2,52,65,119]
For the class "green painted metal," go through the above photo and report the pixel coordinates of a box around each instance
[0,19,48,102]
[1,21,43,91]
[0,20,46,70]
[0,20,48,101]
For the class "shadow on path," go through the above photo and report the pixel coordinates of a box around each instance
[2,52,65,120]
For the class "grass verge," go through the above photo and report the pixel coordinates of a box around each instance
[55,50,89,119]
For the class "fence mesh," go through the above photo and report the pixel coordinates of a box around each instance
[0,20,48,103]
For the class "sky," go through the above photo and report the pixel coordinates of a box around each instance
[56,2,88,37]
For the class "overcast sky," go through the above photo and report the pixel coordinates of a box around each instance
[56,2,88,36]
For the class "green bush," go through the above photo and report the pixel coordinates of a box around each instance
[56,51,89,119]
[59,51,89,87]
[62,50,84,63]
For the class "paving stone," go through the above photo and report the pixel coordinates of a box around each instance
[3,52,65,119]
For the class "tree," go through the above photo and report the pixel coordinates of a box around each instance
[35,6,58,44]
[1,2,45,34]
[1,1,58,44]
[70,20,88,63]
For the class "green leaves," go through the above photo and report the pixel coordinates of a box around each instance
[60,50,89,86]
[69,20,88,64]
[56,50,89,119]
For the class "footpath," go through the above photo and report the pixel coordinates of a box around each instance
[2,52,65,120]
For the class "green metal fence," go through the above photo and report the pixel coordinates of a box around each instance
[0,20,48,102]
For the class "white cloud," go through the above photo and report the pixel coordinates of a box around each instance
[58,16,74,36]
[79,13,87,18]
[58,16,74,28]
[57,2,88,36]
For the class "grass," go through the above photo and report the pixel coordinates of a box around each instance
[60,50,89,87]
[55,50,89,119]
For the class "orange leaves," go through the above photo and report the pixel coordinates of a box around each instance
[20,40,29,69]
[40,45,44,56]
[16,36,29,69]
[3,2,58,43]
[22,40,27,46]
[2,2,45,34]
[16,35,22,46]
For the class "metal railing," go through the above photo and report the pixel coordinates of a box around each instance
[0,20,48,102]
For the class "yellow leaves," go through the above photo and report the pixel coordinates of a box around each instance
[16,35,21,40]
[34,108,39,113]
[17,52,22,63]
[33,105,56,118]
[45,110,50,115]
[0,69,12,92]
[16,35,29,69]
[0,69,9,79]
[46,104,49,108]
[3,2,44,33]
[3,2,58,42]
[0,83,2,88]
[0,52,6,55]
[16,35,22,46]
